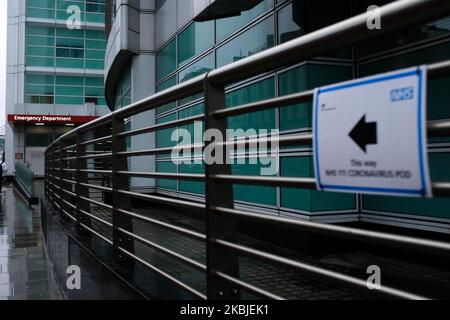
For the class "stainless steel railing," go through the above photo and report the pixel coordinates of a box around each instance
[45,0,450,300]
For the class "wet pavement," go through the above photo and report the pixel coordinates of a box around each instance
[0,182,63,300]
[88,203,450,299]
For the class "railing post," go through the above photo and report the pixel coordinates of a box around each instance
[75,131,91,233]
[58,142,67,215]
[50,146,57,205]
[44,149,48,199]
[204,75,241,300]
[47,148,53,204]
[111,115,134,265]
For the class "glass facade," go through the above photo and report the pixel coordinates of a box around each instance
[25,74,106,105]
[26,25,106,70]
[114,66,131,109]
[120,0,450,223]
[26,0,106,23]
[24,0,107,106]
[152,0,357,215]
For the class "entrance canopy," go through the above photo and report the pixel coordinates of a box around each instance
[194,0,264,22]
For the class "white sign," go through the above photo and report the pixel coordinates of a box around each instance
[313,67,431,197]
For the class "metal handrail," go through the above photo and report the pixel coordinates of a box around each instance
[44,0,450,300]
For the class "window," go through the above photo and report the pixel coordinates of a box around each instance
[217,17,275,67]
[216,0,274,42]
[178,53,214,83]
[156,39,177,81]
[178,21,214,66]
[26,25,106,70]
[114,67,132,109]
[277,2,304,44]
[25,73,106,106]
[26,0,106,23]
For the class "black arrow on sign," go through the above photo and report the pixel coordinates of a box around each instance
[349,114,377,153]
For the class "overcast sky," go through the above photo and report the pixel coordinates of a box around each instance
[1,0,7,127]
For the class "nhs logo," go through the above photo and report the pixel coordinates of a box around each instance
[390,87,414,102]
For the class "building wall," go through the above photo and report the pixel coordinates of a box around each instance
[106,0,450,232]
[5,0,109,176]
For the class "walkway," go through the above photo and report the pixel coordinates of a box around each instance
[0,182,62,300]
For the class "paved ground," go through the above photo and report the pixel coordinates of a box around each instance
[0,183,63,300]
[89,203,450,299]
[42,177,450,299]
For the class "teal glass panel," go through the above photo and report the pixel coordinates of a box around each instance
[86,2,105,13]
[362,153,450,219]
[27,0,55,9]
[26,95,54,104]
[56,75,83,85]
[26,8,55,19]
[226,77,276,132]
[56,27,84,38]
[55,85,83,95]
[179,103,205,158]
[179,53,214,83]
[277,1,351,59]
[26,85,54,95]
[55,96,84,104]
[27,56,55,67]
[56,37,84,47]
[156,161,177,190]
[55,58,84,68]
[85,60,104,69]
[27,74,55,85]
[278,2,304,44]
[179,163,205,195]
[26,26,55,36]
[178,93,203,108]
[86,13,105,23]
[178,21,214,66]
[26,35,55,46]
[86,77,103,86]
[357,14,450,58]
[56,10,85,21]
[216,0,273,42]
[57,0,85,11]
[280,156,311,211]
[278,65,309,131]
[85,50,105,59]
[363,195,450,220]
[86,30,105,40]
[179,103,204,119]
[156,113,178,148]
[217,16,275,67]
[85,86,103,96]
[156,76,177,115]
[156,39,176,81]
[86,39,106,49]
[27,46,54,57]
[115,71,132,109]
[231,159,278,206]
[279,64,353,131]
[280,156,356,212]
[56,47,84,58]
[359,42,450,121]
